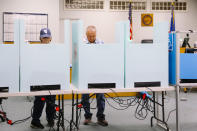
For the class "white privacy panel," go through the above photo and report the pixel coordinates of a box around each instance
[78,44,124,89]
[20,20,70,92]
[125,21,169,88]
[0,45,19,92]
[0,20,20,93]
[72,20,125,89]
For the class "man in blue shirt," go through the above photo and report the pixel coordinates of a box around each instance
[82,26,108,126]
[30,28,55,129]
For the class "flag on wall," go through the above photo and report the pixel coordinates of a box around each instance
[128,0,133,40]
[170,2,175,32]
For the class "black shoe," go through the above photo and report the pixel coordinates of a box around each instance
[47,120,55,127]
[30,121,44,129]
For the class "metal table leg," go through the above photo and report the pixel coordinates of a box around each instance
[57,95,60,131]
[151,92,156,127]
[151,91,170,131]
[70,92,74,131]
[176,86,180,131]
[62,94,65,131]
[162,91,165,122]
[75,94,79,129]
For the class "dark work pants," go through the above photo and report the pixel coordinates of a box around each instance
[82,93,105,120]
[32,95,56,122]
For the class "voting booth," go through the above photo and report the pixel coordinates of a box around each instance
[124,21,169,88]
[72,20,125,89]
[20,20,70,92]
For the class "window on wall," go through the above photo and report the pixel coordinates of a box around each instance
[3,12,48,42]
[151,1,187,11]
[64,0,104,10]
[109,0,146,11]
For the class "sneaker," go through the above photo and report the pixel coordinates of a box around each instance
[30,121,44,129]
[83,118,92,125]
[97,119,108,126]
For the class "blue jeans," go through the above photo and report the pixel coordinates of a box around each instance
[82,93,105,120]
[32,95,56,122]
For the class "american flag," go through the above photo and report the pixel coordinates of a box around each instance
[128,0,133,40]
[170,2,175,32]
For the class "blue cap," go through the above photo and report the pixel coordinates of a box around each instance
[40,28,51,38]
